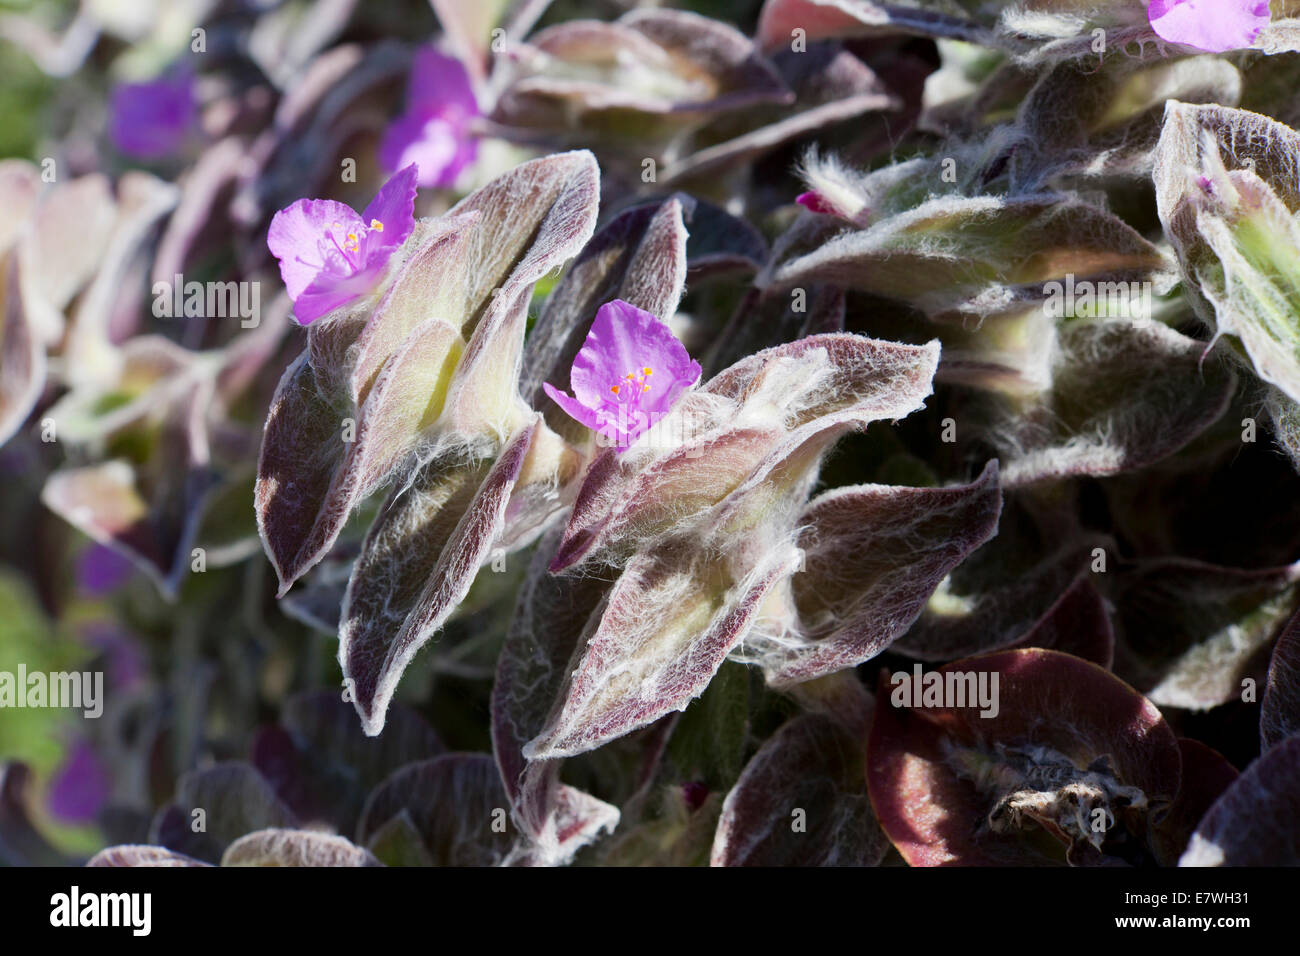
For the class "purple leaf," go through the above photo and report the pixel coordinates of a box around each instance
[754,462,1002,685]
[357,754,514,866]
[893,526,1096,663]
[770,190,1171,324]
[492,9,791,148]
[221,829,383,867]
[998,320,1237,486]
[1181,736,1300,865]
[1152,739,1238,866]
[1262,606,1300,748]
[711,713,888,866]
[86,845,211,867]
[491,530,619,863]
[1006,576,1115,669]
[524,542,804,759]
[148,762,297,864]
[251,690,443,834]
[1112,558,1300,711]
[339,421,538,736]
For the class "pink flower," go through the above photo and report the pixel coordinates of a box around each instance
[379,48,479,189]
[543,300,701,450]
[109,68,195,160]
[266,164,418,325]
[796,191,840,216]
[1147,0,1271,53]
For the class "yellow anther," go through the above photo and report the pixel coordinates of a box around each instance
[370,219,384,231]
[644,367,653,375]
[610,385,620,394]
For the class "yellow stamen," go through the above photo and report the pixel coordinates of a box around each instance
[370,219,384,231]
[644,367,653,375]
[610,385,620,394]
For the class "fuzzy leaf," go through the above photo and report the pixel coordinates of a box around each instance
[892,498,1097,661]
[357,754,514,866]
[1151,739,1238,866]
[251,691,443,834]
[0,256,44,448]
[751,461,1002,685]
[1113,558,1300,711]
[340,421,539,735]
[998,319,1236,486]
[756,0,1158,64]
[221,829,382,867]
[492,9,791,153]
[524,542,803,759]
[148,762,297,863]
[1011,56,1241,189]
[86,845,212,867]
[491,530,619,862]
[1263,606,1300,748]
[1181,737,1300,866]
[711,712,887,866]
[771,191,1170,323]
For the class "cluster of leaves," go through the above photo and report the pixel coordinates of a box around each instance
[3,0,1300,867]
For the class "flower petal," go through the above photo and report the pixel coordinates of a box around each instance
[379,115,472,189]
[542,382,604,433]
[109,69,195,159]
[361,163,419,253]
[408,47,479,117]
[1147,0,1270,53]
[292,261,386,325]
[267,198,363,300]
[569,299,700,410]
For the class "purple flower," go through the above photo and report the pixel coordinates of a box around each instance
[109,69,195,160]
[379,47,479,189]
[83,622,146,690]
[266,164,419,325]
[76,543,132,597]
[543,299,701,450]
[46,739,110,824]
[1147,0,1270,53]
